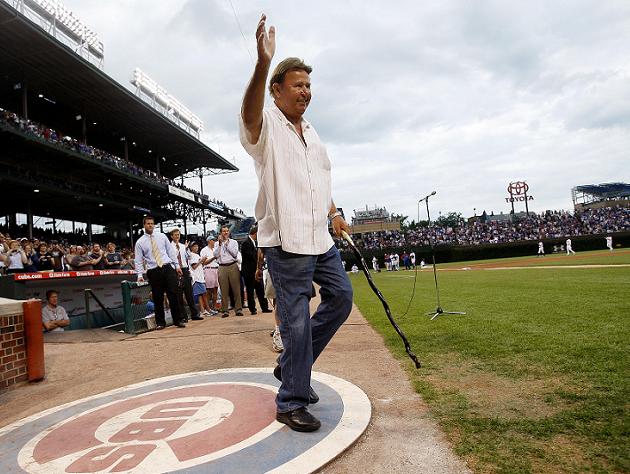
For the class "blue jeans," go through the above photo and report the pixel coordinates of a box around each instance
[264,245,353,412]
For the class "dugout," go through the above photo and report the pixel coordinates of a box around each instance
[0,270,135,330]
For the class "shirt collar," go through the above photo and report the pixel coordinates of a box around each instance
[271,102,311,130]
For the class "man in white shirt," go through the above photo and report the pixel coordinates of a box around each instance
[409,251,416,269]
[605,235,613,251]
[240,14,353,432]
[134,216,185,329]
[170,229,202,321]
[213,225,243,317]
[41,289,69,332]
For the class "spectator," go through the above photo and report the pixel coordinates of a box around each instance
[34,243,54,271]
[200,236,219,315]
[5,240,27,274]
[70,246,94,271]
[89,243,105,270]
[170,229,202,321]
[41,289,70,332]
[103,242,122,269]
[213,225,243,318]
[120,249,134,270]
[240,225,271,315]
[134,216,186,329]
[0,232,8,274]
[49,241,66,271]
[23,242,38,272]
[188,242,212,317]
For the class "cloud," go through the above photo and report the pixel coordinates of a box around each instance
[60,0,630,225]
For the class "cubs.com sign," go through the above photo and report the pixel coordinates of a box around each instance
[0,369,371,474]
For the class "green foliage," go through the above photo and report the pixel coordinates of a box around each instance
[351,251,630,473]
[435,211,463,228]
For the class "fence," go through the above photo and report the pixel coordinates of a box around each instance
[121,280,164,334]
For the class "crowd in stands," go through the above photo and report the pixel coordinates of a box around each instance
[1,108,243,216]
[0,229,135,275]
[354,206,630,250]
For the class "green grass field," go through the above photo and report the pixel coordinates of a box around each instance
[350,250,630,474]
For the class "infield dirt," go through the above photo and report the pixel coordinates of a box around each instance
[0,298,470,474]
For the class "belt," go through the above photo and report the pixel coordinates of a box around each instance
[147,264,174,272]
[219,262,236,267]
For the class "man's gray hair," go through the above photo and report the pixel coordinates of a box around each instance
[268,57,312,96]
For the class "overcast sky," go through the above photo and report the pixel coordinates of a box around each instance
[63,0,630,224]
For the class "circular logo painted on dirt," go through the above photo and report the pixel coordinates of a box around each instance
[0,369,371,474]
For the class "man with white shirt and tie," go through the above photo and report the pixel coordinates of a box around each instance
[213,225,243,318]
[239,14,353,432]
[134,216,186,329]
[170,228,203,322]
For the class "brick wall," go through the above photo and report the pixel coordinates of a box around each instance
[0,311,28,389]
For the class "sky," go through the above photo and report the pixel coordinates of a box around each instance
[61,0,630,226]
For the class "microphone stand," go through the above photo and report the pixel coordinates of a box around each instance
[421,192,466,321]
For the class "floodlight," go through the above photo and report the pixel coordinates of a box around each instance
[75,114,82,120]
[34,189,40,193]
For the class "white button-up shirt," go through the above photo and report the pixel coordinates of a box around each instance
[134,231,179,277]
[239,103,334,255]
[170,241,190,269]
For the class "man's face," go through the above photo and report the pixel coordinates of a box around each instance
[171,231,180,242]
[144,219,155,234]
[93,244,101,253]
[107,243,115,252]
[221,228,230,240]
[48,293,58,306]
[207,239,215,249]
[274,69,311,119]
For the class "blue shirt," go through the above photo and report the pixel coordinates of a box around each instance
[134,231,179,277]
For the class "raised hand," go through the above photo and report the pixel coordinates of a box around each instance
[256,14,275,65]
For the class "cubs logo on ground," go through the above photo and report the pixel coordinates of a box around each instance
[0,368,371,473]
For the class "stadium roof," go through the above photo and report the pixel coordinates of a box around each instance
[0,1,237,179]
[574,183,630,199]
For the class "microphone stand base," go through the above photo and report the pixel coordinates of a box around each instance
[426,306,466,321]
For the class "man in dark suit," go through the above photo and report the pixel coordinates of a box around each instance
[240,225,271,315]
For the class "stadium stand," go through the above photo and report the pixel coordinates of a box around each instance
[353,206,630,250]
[0,0,241,244]
[572,182,630,211]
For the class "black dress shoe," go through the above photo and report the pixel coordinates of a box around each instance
[276,407,321,432]
[273,365,319,404]
[191,316,204,320]
[156,325,165,330]
[175,322,186,328]
[250,310,258,315]
[262,309,273,313]
[221,312,229,318]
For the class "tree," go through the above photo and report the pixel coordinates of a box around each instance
[435,212,463,228]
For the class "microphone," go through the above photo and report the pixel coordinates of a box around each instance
[420,191,437,202]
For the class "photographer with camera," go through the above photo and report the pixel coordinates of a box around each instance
[4,240,28,274]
